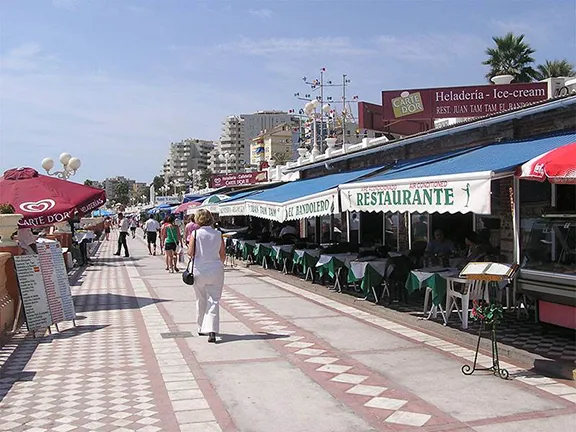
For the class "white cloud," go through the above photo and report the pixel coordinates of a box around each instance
[490,19,534,36]
[375,33,485,64]
[0,42,59,72]
[248,8,273,18]
[216,36,375,56]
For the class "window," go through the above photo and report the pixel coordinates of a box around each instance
[410,212,429,248]
[385,212,400,251]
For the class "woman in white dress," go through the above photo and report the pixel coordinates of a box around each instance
[187,209,226,343]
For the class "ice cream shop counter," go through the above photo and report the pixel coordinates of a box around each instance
[517,215,576,330]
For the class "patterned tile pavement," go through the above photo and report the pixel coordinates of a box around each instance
[383,295,576,363]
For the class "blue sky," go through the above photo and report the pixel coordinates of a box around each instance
[1,0,575,183]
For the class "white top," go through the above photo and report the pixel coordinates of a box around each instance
[130,219,138,228]
[191,226,223,273]
[119,219,130,232]
[143,219,160,232]
[17,228,36,255]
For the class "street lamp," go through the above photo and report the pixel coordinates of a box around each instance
[304,99,320,156]
[41,153,82,180]
[187,169,200,192]
[218,152,236,174]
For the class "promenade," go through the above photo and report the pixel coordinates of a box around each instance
[0,232,575,431]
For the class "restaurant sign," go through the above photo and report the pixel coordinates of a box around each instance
[210,171,268,188]
[382,82,548,120]
[245,201,284,221]
[218,202,247,217]
[284,191,339,221]
[340,174,492,215]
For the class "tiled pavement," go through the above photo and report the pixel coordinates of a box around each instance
[385,298,576,363]
[1,231,575,431]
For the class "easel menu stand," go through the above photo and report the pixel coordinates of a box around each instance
[459,262,518,380]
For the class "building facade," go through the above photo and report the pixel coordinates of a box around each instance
[162,138,214,187]
[211,111,300,174]
[250,123,295,167]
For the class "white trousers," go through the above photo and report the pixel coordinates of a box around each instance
[193,270,224,334]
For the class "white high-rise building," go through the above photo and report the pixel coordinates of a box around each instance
[162,138,214,187]
[211,111,299,173]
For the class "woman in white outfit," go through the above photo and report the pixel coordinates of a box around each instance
[187,209,226,343]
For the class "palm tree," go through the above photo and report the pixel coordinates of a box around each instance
[535,59,576,80]
[483,33,538,83]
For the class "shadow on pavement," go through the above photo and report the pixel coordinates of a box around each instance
[216,332,290,344]
[0,324,109,402]
[73,293,170,312]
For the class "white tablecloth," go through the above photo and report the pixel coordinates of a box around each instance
[272,245,294,255]
[315,253,358,268]
[349,259,389,279]
[294,249,321,259]
[74,231,96,243]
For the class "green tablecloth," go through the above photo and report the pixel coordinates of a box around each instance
[405,268,458,306]
[241,243,255,261]
[293,250,320,276]
[272,246,294,265]
[348,261,387,297]
[315,254,357,279]
[253,243,273,264]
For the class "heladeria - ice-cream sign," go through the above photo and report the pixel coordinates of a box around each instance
[382,82,547,121]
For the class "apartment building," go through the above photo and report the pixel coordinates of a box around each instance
[211,111,299,173]
[250,123,296,167]
[162,138,214,184]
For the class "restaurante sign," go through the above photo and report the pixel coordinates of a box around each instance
[382,83,548,120]
[340,176,492,215]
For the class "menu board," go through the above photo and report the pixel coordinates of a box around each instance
[13,255,54,331]
[37,241,76,322]
[460,262,518,281]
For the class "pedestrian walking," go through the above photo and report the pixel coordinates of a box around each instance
[160,215,182,273]
[130,217,138,238]
[143,216,160,255]
[187,209,226,343]
[103,216,112,241]
[114,213,129,257]
[184,214,200,245]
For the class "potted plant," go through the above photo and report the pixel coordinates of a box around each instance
[462,298,508,379]
[0,203,22,246]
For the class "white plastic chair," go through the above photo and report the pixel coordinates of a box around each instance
[446,278,489,329]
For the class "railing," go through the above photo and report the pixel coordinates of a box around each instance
[265,136,389,182]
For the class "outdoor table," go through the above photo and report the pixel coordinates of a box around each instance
[74,231,96,243]
[348,258,389,301]
[293,249,321,281]
[254,242,274,268]
[272,245,294,273]
[406,267,460,323]
[315,253,358,290]
[238,240,257,262]
[73,231,96,265]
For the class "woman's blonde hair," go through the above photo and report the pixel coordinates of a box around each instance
[194,209,214,227]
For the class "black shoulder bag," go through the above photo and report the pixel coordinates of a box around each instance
[182,234,196,285]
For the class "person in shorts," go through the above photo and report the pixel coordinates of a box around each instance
[160,215,182,273]
[103,217,112,241]
[129,217,138,238]
[143,216,160,255]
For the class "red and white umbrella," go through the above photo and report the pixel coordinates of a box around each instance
[517,142,576,184]
[0,167,107,228]
[173,201,201,214]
